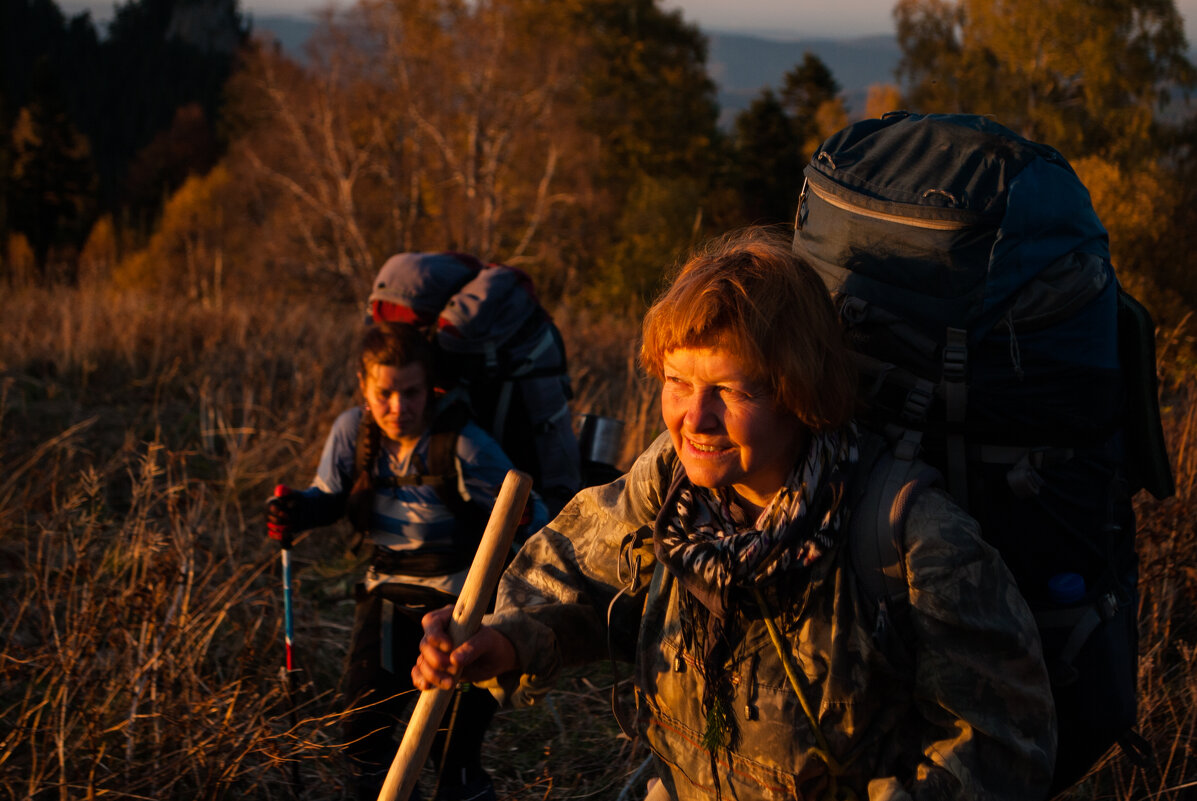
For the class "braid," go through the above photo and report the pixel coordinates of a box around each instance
[347,408,380,534]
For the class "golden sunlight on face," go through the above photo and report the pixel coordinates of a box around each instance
[661,346,805,510]
[359,362,429,448]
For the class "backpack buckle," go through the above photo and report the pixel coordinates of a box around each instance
[901,379,934,425]
[891,427,923,461]
[1099,590,1120,620]
[795,177,810,231]
[942,330,968,382]
[1007,454,1045,498]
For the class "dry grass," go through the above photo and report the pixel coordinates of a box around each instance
[1,282,1194,800]
[0,283,658,800]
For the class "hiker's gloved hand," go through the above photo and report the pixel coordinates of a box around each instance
[266,485,302,546]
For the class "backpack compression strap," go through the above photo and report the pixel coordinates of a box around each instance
[942,328,969,508]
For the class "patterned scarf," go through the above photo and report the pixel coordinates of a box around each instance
[652,424,859,754]
[654,424,859,619]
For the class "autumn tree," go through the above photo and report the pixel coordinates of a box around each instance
[569,0,727,301]
[230,0,726,304]
[226,40,392,285]
[113,165,241,301]
[731,90,804,225]
[2,0,248,286]
[227,0,581,287]
[781,52,846,163]
[2,0,101,274]
[728,52,846,227]
[570,0,721,184]
[7,57,98,281]
[894,0,1196,164]
[97,0,247,220]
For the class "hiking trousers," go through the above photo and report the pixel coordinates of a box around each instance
[341,583,497,800]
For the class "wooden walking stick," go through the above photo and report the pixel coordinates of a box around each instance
[377,469,533,801]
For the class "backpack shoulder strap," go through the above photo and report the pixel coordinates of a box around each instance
[849,428,943,615]
[426,399,470,512]
[426,428,461,499]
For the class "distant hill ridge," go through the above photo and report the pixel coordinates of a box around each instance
[249,14,901,125]
[706,32,901,122]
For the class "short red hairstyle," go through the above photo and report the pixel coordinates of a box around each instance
[640,227,856,432]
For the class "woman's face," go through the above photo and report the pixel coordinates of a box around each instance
[359,361,429,447]
[662,345,805,510]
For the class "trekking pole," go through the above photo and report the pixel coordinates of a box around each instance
[377,469,533,801]
[270,484,297,673]
[269,484,302,795]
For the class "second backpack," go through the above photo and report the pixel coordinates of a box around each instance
[367,251,581,516]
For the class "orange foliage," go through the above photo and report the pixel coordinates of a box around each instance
[113,166,235,303]
[4,233,37,287]
[79,215,119,287]
[864,84,904,119]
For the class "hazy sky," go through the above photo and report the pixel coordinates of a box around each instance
[57,0,1197,42]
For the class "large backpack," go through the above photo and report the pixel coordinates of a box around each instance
[791,112,1174,795]
[367,252,582,516]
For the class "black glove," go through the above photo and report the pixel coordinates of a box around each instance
[267,485,302,546]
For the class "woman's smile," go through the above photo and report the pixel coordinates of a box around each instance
[662,345,806,510]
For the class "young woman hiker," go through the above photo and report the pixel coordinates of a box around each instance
[268,321,546,801]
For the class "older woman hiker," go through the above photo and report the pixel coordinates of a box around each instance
[412,228,1056,801]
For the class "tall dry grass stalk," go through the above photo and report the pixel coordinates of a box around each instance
[2,281,1194,799]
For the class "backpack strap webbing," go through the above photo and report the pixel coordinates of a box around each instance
[426,429,465,509]
[942,327,969,509]
[426,401,471,518]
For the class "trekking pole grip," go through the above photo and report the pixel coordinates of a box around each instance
[377,469,533,801]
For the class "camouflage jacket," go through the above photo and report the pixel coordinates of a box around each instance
[484,432,1056,801]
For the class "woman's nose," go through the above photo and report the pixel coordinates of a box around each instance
[685,389,720,430]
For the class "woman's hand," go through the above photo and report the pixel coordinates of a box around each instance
[412,605,519,690]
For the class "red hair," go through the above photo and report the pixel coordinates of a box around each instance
[640,227,856,431]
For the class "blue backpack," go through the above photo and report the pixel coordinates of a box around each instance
[792,112,1173,795]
